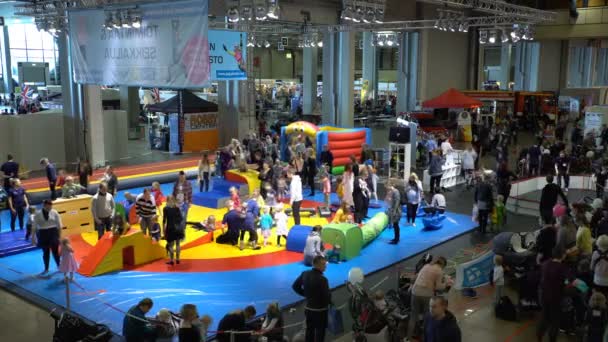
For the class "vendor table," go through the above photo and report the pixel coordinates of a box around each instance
[53,194,95,236]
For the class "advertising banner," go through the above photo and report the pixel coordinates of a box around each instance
[185,112,218,131]
[454,250,495,290]
[69,0,209,87]
[457,111,472,142]
[208,30,247,80]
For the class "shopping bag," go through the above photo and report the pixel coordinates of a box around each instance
[327,306,344,335]
[472,204,479,223]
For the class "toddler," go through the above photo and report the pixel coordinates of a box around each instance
[59,238,79,281]
[150,216,161,241]
[229,186,241,209]
[325,243,342,263]
[493,255,505,304]
[56,169,66,188]
[277,177,287,202]
[25,206,36,241]
[586,291,608,342]
[322,171,331,207]
[259,207,274,247]
[492,195,506,232]
[151,182,165,212]
[274,204,289,247]
[265,184,278,209]
[155,309,177,342]
[336,176,344,204]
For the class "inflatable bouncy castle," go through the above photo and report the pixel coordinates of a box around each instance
[281,121,372,174]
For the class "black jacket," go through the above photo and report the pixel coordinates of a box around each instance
[423,310,461,342]
[474,182,494,209]
[539,183,568,211]
[320,151,333,169]
[217,311,250,342]
[292,269,331,310]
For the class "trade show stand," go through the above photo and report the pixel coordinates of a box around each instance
[422,150,464,191]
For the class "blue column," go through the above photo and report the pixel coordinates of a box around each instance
[397,32,419,114]
[322,32,337,126]
[361,32,377,102]
[303,47,318,114]
[514,41,540,91]
[2,26,12,94]
[498,44,512,90]
[336,31,354,128]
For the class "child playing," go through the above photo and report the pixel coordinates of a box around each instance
[56,169,66,188]
[322,170,331,207]
[586,291,608,342]
[59,238,79,281]
[229,186,241,209]
[25,206,36,241]
[275,204,289,247]
[332,203,352,224]
[325,243,342,263]
[151,182,165,214]
[491,195,506,232]
[259,207,274,247]
[277,177,287,202]
[493,255,505,305]
[150,216,161,241]
[335,176,344,205]
[264,184,278,209]
[154,309,177,342]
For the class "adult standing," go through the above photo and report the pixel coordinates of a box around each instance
[554,150,571,192]
[461,147,477,189]
[536,222,557,264]
[428,151,445,194]
[405,176,422,227]
[360,144,375,164]
[353,175,370,224]
[8,178,29,232]
[303,225,324,266]
[77,159,93,189]
[173,171,192,225]
[258,161,273,199]
[349,155,360,178]
[91,182,115,240]
[495,162,517,204]
[527,144,541,176]
[135,188,156,236]
[102,166,118,196]
[122,298,156,342]
[385,181,402,244]
[319,144,334,174]
[288,169,303,225]
[539,175,568,225]
[197,152,213,192]
[342,164,355,207]
[304,148,317,197]
[1,154,19,191]
[536,247,573,342]
[292,255,332,342]
[163,195,183,265]
[407,257,449,341]
[40,158,57,200]
[474,174,494,234]
[423,296,462,342]
[32,200,62,275]
[591,235,608,297]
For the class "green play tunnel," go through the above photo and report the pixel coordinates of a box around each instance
[321,212,389,261]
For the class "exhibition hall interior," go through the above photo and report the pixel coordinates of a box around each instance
[1,0,608,341]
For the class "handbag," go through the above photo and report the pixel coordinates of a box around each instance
[327,306,344,335]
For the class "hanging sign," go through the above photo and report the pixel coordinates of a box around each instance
[208,30,247,80]
[69,0,209,87]
[184,112,218,131]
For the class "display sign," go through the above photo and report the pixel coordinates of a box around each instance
[208,30,247,80]
[457,111,472,142]
[69,0,209,87]
[184,112,218,131]
[454,250,495,289]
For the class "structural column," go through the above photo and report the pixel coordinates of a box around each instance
[217,80,251,146]
[119,86,141,131]
[514,41,540,91]
[322,32,337,126]
[498,44,512,90]
[336,31,355,128]
[2,26,12,94]
[302,47,318,114]
[361,32,377,103]
[83,85,105,168]
[396,32,419,114]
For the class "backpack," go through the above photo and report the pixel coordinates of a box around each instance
[495,296,518,321]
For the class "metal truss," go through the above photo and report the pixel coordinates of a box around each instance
[416,0,556,22]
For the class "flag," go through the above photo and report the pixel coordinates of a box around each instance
[153,88,160,103]
[20,85,34,107]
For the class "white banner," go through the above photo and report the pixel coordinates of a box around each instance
[69,0,209,87]
[185,112,217,131]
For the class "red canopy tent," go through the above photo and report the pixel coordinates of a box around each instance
[422,88,483,108]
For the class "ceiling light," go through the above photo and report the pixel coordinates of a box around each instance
[227,6,239,23]
[241,5,253,21]
[111,11,121,29]
[255,5,268,20]
[267,0,279,19]
[351,6,363,23]
[122,12,131,28]
[264,40,271,48]
[377,35,386,47]
[374,7,384,23]
[132,12,141,28]
[247,40,255,47]
[104,12,112,30]
[386,34,395,47]
[479,29,488,44]
[488,29,496,44]
[342,5,354,21]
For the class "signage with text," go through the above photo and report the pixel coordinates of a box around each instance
[185,112,218,131]
[208,30,247,80]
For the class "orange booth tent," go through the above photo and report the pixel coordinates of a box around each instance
[422,88,483,109]
[148,90,219,153]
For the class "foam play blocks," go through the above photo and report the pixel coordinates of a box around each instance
[422,215,447,230]
[360,213,389,245]
[286,225,312,253]
[225,169,260,196]
[321,223,362,261]
[78,231,166,277]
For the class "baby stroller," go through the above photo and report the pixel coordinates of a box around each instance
[347,282,404,342]
[493,231,539,278]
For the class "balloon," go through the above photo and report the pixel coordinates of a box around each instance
[553,203,567,218]
[348,267,364,285]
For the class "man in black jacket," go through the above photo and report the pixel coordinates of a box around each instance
[474,175,494,234]
[216,305,257,342]
[319,145,333,173]
[423,296,461,342]
[292,255,331,342]
[539,175,568,224]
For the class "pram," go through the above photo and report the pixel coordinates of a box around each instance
[493,231,539,278]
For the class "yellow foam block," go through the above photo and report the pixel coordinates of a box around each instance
[226,169,261,196]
